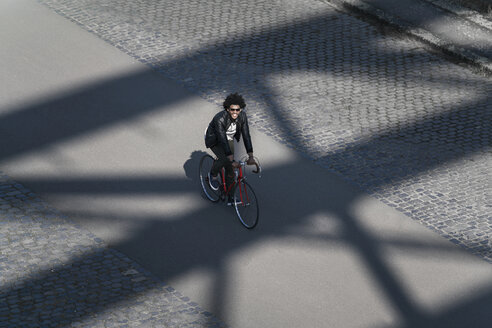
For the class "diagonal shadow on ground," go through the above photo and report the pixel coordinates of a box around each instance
[1,3,491,327]
[3,153,490,327]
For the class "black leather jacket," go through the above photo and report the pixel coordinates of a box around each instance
[205,110,253,156]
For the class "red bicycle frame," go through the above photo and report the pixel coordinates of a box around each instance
[220,165,250,205]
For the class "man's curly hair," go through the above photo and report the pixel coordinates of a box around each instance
[223,93,246,110]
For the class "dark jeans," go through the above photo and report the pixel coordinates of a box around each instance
[210,140,234,191]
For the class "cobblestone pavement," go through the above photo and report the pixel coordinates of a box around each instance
[0,175,225,327]
[1,0,489,326]
[34,0,491,262]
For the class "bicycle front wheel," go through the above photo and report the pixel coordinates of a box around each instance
[233,181,259,229]
[199,154,221,202]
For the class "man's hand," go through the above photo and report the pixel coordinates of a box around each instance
[246,153,256,165]
[228,155,239,168]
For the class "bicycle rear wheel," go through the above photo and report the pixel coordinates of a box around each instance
[233,181,259,229]
[199,154,221,202]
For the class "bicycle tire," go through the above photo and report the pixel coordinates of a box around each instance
[199,154,221,202]
[233,181,259,229]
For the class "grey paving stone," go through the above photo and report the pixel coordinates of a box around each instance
[0,173,226,327]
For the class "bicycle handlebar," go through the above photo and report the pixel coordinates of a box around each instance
[238,161,262,175]
[250,162,261,174]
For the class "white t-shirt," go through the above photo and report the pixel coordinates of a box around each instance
[226,122,237,141]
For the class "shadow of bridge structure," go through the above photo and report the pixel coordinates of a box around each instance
[1,4,491,327]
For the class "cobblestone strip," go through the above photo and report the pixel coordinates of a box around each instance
[424,0,492,30]
[0,174,225,327]
[322,0,492,73]
[34,0,491,264]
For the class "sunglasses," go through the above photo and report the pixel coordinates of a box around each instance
[229,107,242,112]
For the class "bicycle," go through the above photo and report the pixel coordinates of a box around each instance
[199,153,261,229]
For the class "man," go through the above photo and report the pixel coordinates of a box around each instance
[204,93,255,204]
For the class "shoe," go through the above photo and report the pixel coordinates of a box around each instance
[208,172,220,191]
